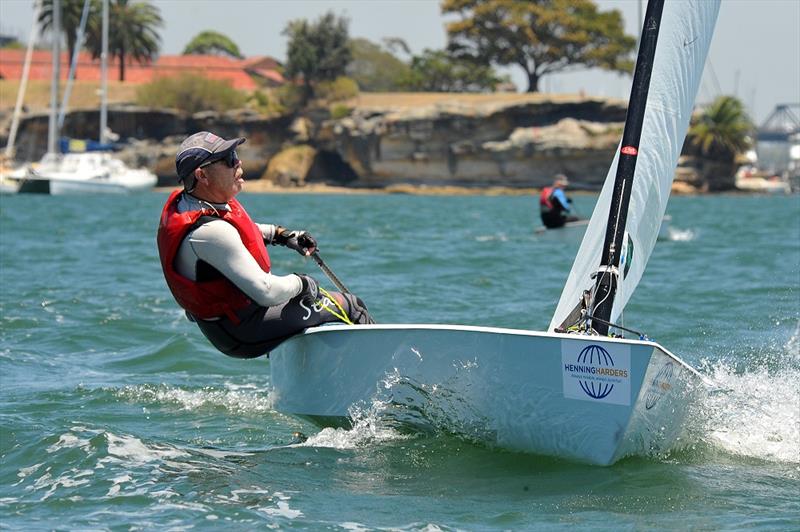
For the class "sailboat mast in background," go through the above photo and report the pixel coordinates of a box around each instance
[4,1,42,160]
[47,0,61,155]
[590,0,665,335]
[100,0,109,144]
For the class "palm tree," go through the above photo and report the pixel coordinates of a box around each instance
[183,31,243,59]
[688,95,754,160]
[85,0,163,81]
[38,0,98,78]
[686,95,754,190]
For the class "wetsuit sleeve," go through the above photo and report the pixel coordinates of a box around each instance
[256,223,279,244]
[551,189,571,212]
[186,220,303,306]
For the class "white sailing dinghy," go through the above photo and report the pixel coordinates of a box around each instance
[269,0,720,466]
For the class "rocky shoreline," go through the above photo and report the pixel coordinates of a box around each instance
[3,92,732,192]
[157,182,544,196]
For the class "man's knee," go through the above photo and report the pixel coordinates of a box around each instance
[344,294,375,325]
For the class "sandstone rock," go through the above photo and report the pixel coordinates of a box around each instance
[263,145,317,187]
[313,96,629,189]
[2,94,733,192]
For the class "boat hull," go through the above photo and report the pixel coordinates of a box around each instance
[16,153,157,195]
[19,174,156,195]
[269,324,704,465]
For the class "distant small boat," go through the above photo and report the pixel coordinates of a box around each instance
[735,172,791,194]
[17,152,156,195]
[536,215,672,241]
[0,163,26,194]
[534,219,590,235]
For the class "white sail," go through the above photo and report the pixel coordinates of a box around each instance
[549,0,720,331]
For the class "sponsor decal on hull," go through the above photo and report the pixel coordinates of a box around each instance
[645,362,674,410]
[562,341,631,406]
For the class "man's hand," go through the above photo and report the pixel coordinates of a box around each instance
[274,227,317,256]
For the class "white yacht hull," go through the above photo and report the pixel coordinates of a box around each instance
[269,324,705,466]
[17,153,156,195]
[32,173,155,194]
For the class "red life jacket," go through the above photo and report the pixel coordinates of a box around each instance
[539,186,555,210]
[157,190,271,323]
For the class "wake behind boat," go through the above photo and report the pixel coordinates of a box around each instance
[269,0,721,465]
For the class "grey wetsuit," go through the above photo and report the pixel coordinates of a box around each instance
[175,193,371,358]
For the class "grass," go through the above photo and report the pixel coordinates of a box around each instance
[0,79,617,115]
[0,80,139,112]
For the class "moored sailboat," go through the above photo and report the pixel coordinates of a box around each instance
[18,151,157,194]
[14,0,156,195]
[269,0,721,465]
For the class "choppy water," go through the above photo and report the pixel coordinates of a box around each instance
[1,191,798,530]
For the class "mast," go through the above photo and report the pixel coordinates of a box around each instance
[99,0,109,144]
[589,0,665,335]
[57,0,91,131]
[5,0,42,159]
[47,0,62,155]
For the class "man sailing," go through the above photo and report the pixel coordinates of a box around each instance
[157,131,373,359]
[539,174,581,229]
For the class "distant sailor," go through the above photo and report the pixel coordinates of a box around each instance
[157,131,373,359]
[539,174,581,229]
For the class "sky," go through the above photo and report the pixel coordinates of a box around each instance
[1,0,798,124]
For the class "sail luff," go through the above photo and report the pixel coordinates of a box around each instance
[591,0,665,335]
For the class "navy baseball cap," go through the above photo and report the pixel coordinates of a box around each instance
[175,131,246,182]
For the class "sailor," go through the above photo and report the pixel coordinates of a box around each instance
[539,174,581,229]
[157,131,373,359]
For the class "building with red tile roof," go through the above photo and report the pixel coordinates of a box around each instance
[0,49,285,90]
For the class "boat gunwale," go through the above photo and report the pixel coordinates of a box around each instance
[287,323,708,383]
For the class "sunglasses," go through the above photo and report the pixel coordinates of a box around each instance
[199,150,240,169]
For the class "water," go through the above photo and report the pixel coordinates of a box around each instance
[1,191,798,530]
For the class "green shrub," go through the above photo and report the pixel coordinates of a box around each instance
[248,89,270,108]
[136,74,247,113]
[274,84,306,113]
[314,76,359,103]
[329,103,352,119]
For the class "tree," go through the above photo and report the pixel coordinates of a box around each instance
[85,0,162,81]
[442,0,636,92]
[283,11,351,100]
[136,74,246,113]
[401,49,506,92]
[38,0,97,77]
[346,38,410,92]
[688,95,753,160]
[182,30,243,59]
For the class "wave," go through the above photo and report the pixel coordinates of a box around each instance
[665,226,696,242]
[693,320,800,464]
[114,382,274,415]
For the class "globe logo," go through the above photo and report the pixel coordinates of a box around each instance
[577,344,615,400]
